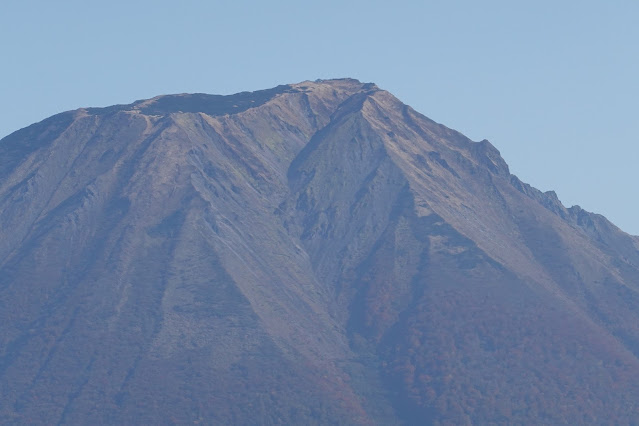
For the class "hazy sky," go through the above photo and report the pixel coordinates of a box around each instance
[1,1,638,234]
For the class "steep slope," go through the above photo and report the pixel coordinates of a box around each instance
[1,79,639,424]
[285,85,639,423]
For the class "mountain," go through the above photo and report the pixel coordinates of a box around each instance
[2,78,639,424]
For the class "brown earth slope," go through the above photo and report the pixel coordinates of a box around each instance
[1,79,639,424]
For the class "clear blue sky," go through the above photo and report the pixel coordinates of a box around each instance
[2,1,638,234]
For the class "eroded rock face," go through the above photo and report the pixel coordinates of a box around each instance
[1,78,639,424]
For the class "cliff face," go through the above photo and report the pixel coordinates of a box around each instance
[1,79,639,424]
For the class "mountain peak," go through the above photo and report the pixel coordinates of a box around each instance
[2,79,639,424]
[79,78,378,119]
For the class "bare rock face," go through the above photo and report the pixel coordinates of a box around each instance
[2,79,639,424]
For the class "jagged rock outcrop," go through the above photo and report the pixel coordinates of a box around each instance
[1,79,639,424]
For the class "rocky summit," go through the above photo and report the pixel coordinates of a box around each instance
[1,79,639,424]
